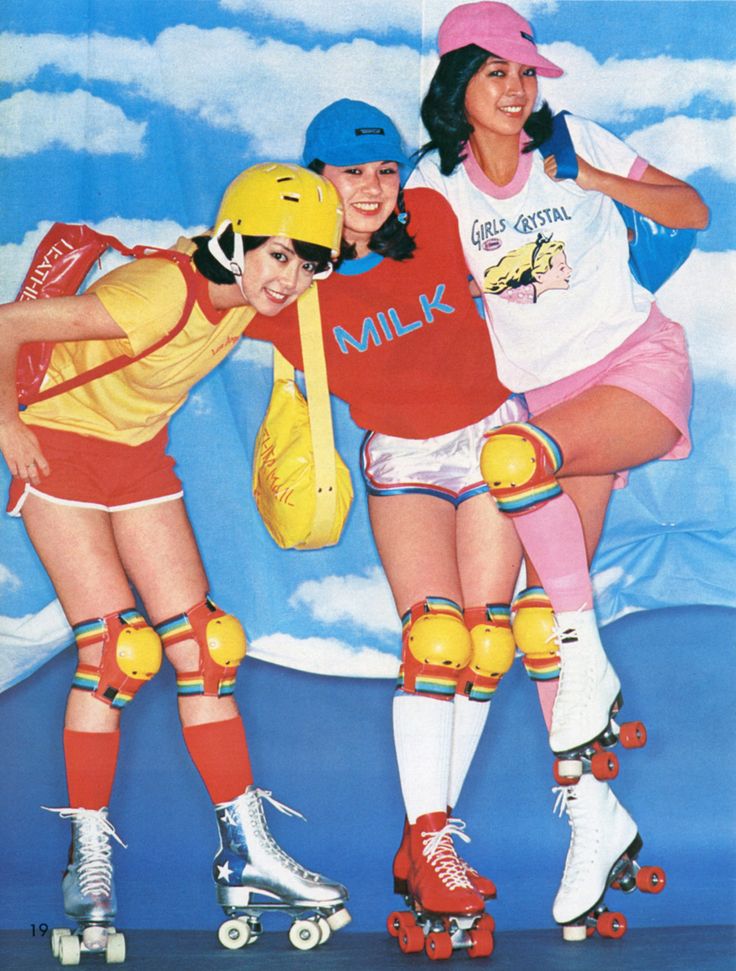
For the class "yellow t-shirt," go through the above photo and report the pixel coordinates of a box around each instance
[21,245,254,446]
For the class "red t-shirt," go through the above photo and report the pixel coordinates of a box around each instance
[247,188,509,439]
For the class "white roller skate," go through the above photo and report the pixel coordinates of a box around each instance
[213,785,351,952]
[552,775,666,941]
[45,806,127,965]
[549,609,623,759]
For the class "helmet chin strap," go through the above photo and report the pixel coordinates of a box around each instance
[207,221,249,301]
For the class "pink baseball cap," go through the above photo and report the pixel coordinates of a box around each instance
[437,2,563,78]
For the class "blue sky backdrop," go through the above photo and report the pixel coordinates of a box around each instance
[0,0,734,692]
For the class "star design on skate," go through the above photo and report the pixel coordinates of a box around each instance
[217,860,234,883]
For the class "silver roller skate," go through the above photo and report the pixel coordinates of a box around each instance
[214,785,351,952]
[44,806,127,965]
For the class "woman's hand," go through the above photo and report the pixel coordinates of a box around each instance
[0,417,50,485]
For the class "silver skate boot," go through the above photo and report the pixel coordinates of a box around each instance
[552,775,665,941]
[549,609,622,756]
[214,785,351,952]
[45,806,127,965]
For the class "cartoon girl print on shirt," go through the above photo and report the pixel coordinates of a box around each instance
[483,233,572,305]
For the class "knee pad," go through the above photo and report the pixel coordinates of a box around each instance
[398,598,471,700]
[458,604,515,701]
[72,609,162,709]
[156,596,247,698]
[512,587,560,681]
[480,422,563,516]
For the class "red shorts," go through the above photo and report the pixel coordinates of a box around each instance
[7,425,183,517]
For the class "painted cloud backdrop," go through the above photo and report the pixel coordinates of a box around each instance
[0,0,734,692]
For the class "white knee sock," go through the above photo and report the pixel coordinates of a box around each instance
[392,693,454,823]
[447,694,491,810]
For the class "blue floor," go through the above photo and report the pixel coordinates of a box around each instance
[2,926,735,970]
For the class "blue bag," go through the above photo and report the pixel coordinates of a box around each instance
[538,111,697,292]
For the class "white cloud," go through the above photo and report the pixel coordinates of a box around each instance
[249,630,398,678]
[543,44,736,122]
[0,90,146,158]
[289,566,400,635]
[626,116,736,182]
[218,0,557,37]
[656,249,736,381]
[0,564,22,591]
[0,601,72,694]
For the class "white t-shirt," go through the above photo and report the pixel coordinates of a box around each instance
[408,116,654,392]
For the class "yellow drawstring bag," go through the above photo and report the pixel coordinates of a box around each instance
[252,284,353,550]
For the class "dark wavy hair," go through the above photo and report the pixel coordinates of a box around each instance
[419,44,554,176]
[191,225,333,284]
[307,160,416,263]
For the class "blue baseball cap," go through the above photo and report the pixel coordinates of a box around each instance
[303,99,411,170]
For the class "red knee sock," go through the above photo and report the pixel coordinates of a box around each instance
[64,729,120,810]
[183,716,254,804]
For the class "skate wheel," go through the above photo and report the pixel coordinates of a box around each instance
[398,924,424,954]
[636,865,666,894]
[51,928,71,959]
[326,906,351,931]
[620,721,647,749]
[59,934,81,966]
[591,750,619,781]
[387,910,414,938]
[561,924,587,942]
[425,930,453,960]
[289,918,321,951]
[316,916,331,944]
[468,928,494,958]
[476,912,496,934]
[554,759,581,785]
[597,911,627,939]
[105,932,126,964]
[218,918,251,950]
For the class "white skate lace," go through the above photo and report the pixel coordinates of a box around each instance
[551,786,600,890]
[42,807,126,899]
[247,789,321,882]
[421,820,475,891]
[549,613,593,730]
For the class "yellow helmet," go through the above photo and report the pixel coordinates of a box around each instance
[215,162,343,256]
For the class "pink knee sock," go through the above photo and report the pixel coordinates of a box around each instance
[514,493,593,613]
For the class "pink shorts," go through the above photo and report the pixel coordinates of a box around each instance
[524,304,692,487]
[7,425,183,517]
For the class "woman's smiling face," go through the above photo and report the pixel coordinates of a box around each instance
[240,236,319,315]
[464,56,538,138]
[321,161,401,255]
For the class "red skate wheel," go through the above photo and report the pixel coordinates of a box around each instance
[591,751,619,781]
[468,928,494,958]
[476,913,496,934]
[620,721,647,748]
[636,865,666,894]
[597,911,627,939]
[387,911,414,938]
[425,931,453,960]
[399,925,424,953]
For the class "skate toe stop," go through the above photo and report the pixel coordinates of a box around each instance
[562,923,588,942]
[326,906,351,930]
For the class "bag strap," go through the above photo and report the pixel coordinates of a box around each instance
[28,250,198,404]
[538,111,579,180]
[272,284,338,550]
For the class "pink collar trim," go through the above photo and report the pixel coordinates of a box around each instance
[462,135,533,198]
